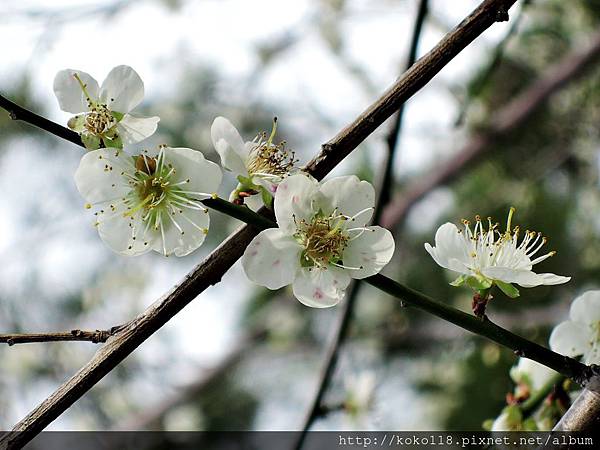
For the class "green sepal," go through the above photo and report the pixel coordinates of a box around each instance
[504,404,523,426]
[481,419,494,431]
[236,175,254,188]
[496,280,520,299]
[522,417,538,431]
[465,275,492,291]
[81,133,101,150]
[111,111,124,122]
[102,134,123,150]
[449,275,468,287]
[260,187,273,209]
[67,115,86,132]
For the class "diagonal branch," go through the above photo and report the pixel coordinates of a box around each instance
[1,1,517,448]
[0,94,83,147]
[553,387,600,431]
[294,0,430,445]
[380,29,600,230]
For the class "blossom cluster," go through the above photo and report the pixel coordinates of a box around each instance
[55,65,395,307]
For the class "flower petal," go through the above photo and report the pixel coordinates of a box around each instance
[292,266,351,308]
[96,202,155,256]
[343,226,394,279]
[481,268,570,287]
[74,148,133,204]
[99,65,145,113]
[53,69,99,113]
[549,321,590,358]
[274,173,320,235]
[163,147,223,196]
[242,229,302,289]
[117,114,160,145]
[425,223,471,275]
[319,175,374,226]
[151,206,210,257]
[210,117,248,175]
[569,290,600,324]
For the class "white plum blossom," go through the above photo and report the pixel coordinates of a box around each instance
[424,208,570,298]
[54,65,159,149]
[210,116,297,205]
[550,290,600,365]
[75,146,222,257]
[242,174,395,308]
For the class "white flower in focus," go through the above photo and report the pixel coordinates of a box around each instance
[424,208,570,298]
[550,291,600,365]
[75,146,222,256]
[210,116,297,205]
[510,358,557,393]
[242,174,395,307]
[54,65,160,149]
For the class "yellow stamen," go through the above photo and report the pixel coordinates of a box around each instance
[123,193,154,217]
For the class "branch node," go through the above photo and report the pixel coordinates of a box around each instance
[8,111,18,120]
[495,8,509,22]
[7,338,14,346]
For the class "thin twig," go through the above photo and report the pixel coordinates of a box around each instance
[0,327,122,346]
[1,1,517,447]
[294,1,430,445]
[454,0,531,127]
[381,29,600,230]
[0,94,83,147]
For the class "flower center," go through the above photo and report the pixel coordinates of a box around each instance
[84,104,116,135]
[460,207,556,273]
[72,72,117,136]
[294,211,349,267]
[121,149,208,234]
[246,118,296,179]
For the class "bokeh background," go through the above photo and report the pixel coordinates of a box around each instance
[1,0,600,432]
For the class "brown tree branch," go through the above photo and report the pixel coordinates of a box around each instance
[1,1,517,448]
[380,29,600,230]
[0,94,83,147]
[0,326,125,345]
[553,387,600,431]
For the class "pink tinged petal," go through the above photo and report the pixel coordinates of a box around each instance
[74,149,134,204]
[210,117,248,175]
[53,69,99,113]
[343,226,395,279]
[274,173,320,235]
[319,175,375,226]
[163,147,223,195]
[117,114,160,145]
[549,321,590,358]
[569,290,600,324]
[99,65,144,113]
[151,206,210,257]
[242,229,302,289]
[292,266,351,308]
